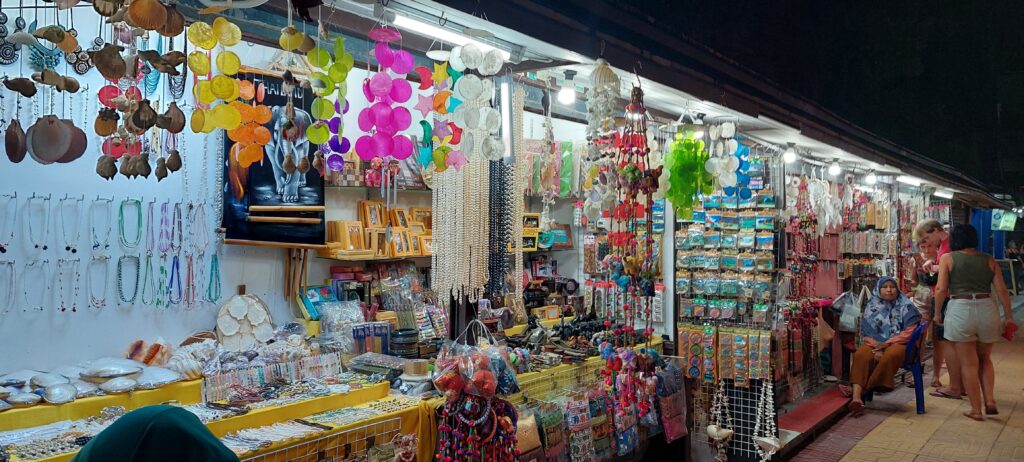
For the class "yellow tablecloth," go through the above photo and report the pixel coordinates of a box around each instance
[0,380,201,432]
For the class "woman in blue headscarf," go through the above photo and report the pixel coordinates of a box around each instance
[848,276,921,416]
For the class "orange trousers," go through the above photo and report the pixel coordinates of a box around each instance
[850,343,906,392]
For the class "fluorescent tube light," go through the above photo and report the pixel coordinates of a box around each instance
[393,14,512,61]
[934,189,955,199]
[896,175,923,186]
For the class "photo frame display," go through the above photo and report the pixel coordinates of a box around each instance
[409,208,432,228]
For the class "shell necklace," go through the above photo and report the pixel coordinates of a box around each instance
[0,194,17,254]
[56,257,80,313]
[116,255,140,306]
[26,194,51,251]
[753,379,782,461]
[708,380,735,462]
[58,195,83,254]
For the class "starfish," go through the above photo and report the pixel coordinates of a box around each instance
[446,149,468,171]
[431,62,449,87]
[414,93,433,118]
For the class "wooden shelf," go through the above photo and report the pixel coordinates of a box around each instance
[316,249,431,262]
[326,185,432,193]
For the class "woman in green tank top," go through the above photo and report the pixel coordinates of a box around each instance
[934,224,1016,421]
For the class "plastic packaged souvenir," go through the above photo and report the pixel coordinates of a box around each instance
[739,273,755,298]
[691,206,706,224]
[752,302,770,323]
[757,188,776,208]
[733,333,749,387]
[687,224,705,248]
[701,326,717,383]
[675,251,689,269]
[705,209,722,230]
[754,275,772,299]
[717,329,733,378]
[704,231,721,249]
[674,230,690,250]
[722,299,737,318]
[738,232,756,249]
[704,251,721,271]
[738,193,755,209]
[747,332,760,380]
[721,251,738,270]
[721,232,738,249]
[755,212,775,230]
[756,231,775,251]
[689,253,705,270]
[756,252,775,272]
[739,210,756,231]
[675,271,690,295]
[680,298,694,317]
[703,194,722,209]
[738,252,756,272]
[721,210,739,231]
[723,195,738,210]
[720,272,739,297]
[692,296,706,317]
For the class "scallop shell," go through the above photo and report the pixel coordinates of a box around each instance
[254,322,275,343]
[31,372,70,388]
[90,43,127,81]
[29,116,72,163]
[247,304,267,324]
[127,0,167,31]
[7,393,41,407]
[119,155,134,178]
[93,0,123,17]
[218,313,241,336]
[99,377,137,394]
[97,155,118,180]
[159,4,185,37]
[5,119,27,163]
[297,34,316,53]
[136,153,152,178]
[227,298,248,318]
[57,120,87,163]
[0,400,10,412]
[720,122,736,138]
[0,387,12,400]
[33,25,66,44]
[165,149,182,172]
[155,157,168,181]
[71,380,101,398]
[131,99,158,130]
[161,102,185,134]
[95,108,120,136]
[43,383,78,404]
[752,436,782,453]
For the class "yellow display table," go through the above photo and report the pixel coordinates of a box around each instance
[503,316,575,336]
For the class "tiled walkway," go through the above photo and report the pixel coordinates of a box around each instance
[791,339,1024,462]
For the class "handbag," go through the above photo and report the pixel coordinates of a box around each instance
[834,286,870,333]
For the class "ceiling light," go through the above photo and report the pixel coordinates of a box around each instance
[828,158,841,176]
[783,143,797,164]
[557,70,577,105]
[897,175,923,186]
[392,14,512,61]
[865,170,877,185]
[934,189,955,199]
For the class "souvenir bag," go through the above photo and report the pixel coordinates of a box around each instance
[433,319,519,399]
[614,406,639,456]
[516,411,543,455]
[564,393,596,462]
[537,402,568,462]
[655,362,688,443]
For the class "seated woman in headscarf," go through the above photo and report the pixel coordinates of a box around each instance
[847,276,922,416]
[72,405,238,462]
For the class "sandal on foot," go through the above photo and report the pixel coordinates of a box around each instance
[986,405,999,415]
[929,388,962,400]
[848,400,865,416]
[963,411,985,421]
[838,384,853,397]
[931,380,943,388]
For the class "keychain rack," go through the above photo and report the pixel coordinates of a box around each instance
[240,417,401,462]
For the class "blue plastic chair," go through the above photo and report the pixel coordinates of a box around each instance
[861,320,929,414]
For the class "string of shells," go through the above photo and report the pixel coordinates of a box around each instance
[89,0,188,181]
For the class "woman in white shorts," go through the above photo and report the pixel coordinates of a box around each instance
[934,224,1016,421]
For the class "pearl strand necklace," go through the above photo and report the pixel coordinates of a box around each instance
[56,258,80,313]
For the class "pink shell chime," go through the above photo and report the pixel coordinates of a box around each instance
[356,27,415,200]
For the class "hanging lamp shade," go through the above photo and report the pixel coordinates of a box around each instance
[590,58,620,96]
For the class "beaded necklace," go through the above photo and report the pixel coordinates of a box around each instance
[22,259,49,313]
[141,202,157,306]
[158,202,171,254]
[0,194,16,254]
[206,253,221,302]
[0,260,14,315]
[89,198,112,252]
[190,203,210,254]
[183,253,196,309]
[753,379,782,461]
[57,196,83,254]
[116,255,140,305]
[56,257,80,312]
[26,195,50,251]
[171,202,183,253]
[155,255,169,309]
[167,254,182,305]
[119,198,142,250]
[87,255,109,311]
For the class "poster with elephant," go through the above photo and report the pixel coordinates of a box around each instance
[222,69,325,245]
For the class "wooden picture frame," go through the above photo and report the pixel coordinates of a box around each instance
[365,227,389,257]
[340,220,364,250]
[409,232,422,256]
[408,223,427,234]
[419,235,433,255]
[523,213,541,230]
[522,229,539,252]
[390,228,410,256]
[409,208,432,229]
[390,208,410,229]
[359,200,387,229]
